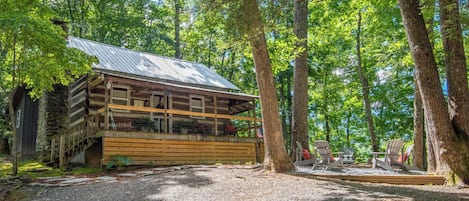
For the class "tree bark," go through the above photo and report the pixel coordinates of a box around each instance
[174,0,181,59]
[241,0,293,172]
[398,0,469,184]
[356,11,378,152]
[8,87,18,176]
[291,0,309,161]
[421,0,436,171]
[413,82,425,170]
[440,0,469,142]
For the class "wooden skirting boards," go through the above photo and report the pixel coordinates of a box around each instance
[103,136,264,166]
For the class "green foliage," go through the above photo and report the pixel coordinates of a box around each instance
[106,155,133,170]
[0,160,63,178]
[31,0,432,163]
[0,91,11,138]
[0,0,96,98]
[70,167,100,175]
[133,117,156,131]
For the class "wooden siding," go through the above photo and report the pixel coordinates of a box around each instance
[69,76,88,127]
[103,136,264,165]
[86,75,256,135]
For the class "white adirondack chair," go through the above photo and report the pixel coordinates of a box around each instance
[372,139,404,171]
[294,141,316,166]
[312,140,343,170]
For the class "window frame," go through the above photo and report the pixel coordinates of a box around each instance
[190,95,205,119]
[16,109,21,128]
[110,84,131,112]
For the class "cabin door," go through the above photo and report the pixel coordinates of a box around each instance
[150,92,165,133]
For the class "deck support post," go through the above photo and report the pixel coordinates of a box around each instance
[59,134,65,167]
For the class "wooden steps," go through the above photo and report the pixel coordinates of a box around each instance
[311,174,445,185]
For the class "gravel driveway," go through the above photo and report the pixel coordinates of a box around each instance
[22,166,469,201]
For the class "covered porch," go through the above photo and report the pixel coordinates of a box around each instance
[65,74,265,167]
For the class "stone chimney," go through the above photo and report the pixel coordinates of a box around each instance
[51,19,69,39]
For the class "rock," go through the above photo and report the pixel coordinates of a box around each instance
[37,176,62,180]
[117,173,137,177]
[25,168,50,173]
[135,171,154,176]
[60,178,93,185]
[43,178,71,183]
[96,176,117,181]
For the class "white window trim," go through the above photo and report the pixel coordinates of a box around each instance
[110,84,131,112]
[190,94,205,119]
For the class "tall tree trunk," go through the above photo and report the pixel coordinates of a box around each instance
[291,0,309,161]
[440,0,469,184]
[174,0,181,59]
[325,113,330,142]
[66,0,75,35]
[420,0,436,171]
[8,87,18,176]
[440,0,469,142]
[398,0,469,184]
[346,110,350,147]
[356,11,378,152]
[413,82,425,170]
[426,124,437,172]
[241,0,293,172]
[280,76,288,148]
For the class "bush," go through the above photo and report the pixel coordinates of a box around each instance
[106,155,133,170]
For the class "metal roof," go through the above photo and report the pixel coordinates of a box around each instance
[67,37,240,91]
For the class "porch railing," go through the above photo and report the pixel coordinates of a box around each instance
[50,111,102,167]
[103,104,261,136]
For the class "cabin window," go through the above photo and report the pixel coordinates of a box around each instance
[16,109,21,128]
[111,85,130,106]
[190,95,205,119]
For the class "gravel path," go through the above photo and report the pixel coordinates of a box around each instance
[22,166,469,201]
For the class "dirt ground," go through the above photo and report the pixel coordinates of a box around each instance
[19,165,469,201]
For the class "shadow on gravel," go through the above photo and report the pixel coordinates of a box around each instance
[294,175,469,201]
[137,168,215,200]
[26,167,215,201]
[160,168,214,187]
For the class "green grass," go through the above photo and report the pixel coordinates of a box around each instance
[0,160,101,178]
[0,160,64,178]
[70,167,100,175]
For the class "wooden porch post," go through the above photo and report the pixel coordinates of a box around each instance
[104,80,110,130]
[214,96,218,135]
[59,134,65,167]
[163,89,168,133]
[252,99,256,137]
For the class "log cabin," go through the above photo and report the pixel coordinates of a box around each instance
[14,37,264,167]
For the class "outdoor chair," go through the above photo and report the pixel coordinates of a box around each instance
[223,121,237,136]
[397,144,420,171]
[312,140,343,170]
[294,141,316,166]
[340,147,355,164]
[371,139,403,171]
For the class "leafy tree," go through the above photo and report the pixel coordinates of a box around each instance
[235,0,294,172]
[290,0,309,161]
[0,0,95,175]
[398,0,469,184]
